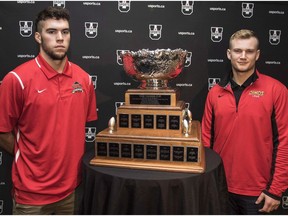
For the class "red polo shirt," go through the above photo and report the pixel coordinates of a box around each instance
[0,54,97,205]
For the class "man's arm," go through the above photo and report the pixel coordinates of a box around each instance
[201,92,214,148]
[0,132,15,155]
[267,86,288,196]
[258,85,288,213]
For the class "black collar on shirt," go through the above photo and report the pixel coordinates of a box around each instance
[218,69,258,88]
[229,71,258,106]
[229,72,257,90]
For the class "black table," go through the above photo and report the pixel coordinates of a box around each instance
[80,147,228,214]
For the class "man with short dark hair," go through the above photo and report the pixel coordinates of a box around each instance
[0,6,97,214]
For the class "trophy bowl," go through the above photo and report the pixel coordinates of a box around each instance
[121,48,187,89]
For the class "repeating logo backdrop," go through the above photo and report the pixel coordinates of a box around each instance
[0,1,287,214]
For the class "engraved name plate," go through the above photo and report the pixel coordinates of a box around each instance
[187,147,199,162]
[156,115,167,129]
[134,144,144,159]
[121,143,132,158]
[130,94,171,105]
[159,146,171,161]
[169,115,180,130]
[109,143,120,157]
[119,114,129,128]
[131,114,141,128]
[144,114,154,129]
[146,145,158,160]
[173,146,184,161]
[97,142,107,156]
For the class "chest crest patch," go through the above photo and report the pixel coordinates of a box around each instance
[72,82,83,93]
[249,90,264,97]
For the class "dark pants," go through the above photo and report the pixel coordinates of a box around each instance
[228,192,268,215]
[13,191,75,215]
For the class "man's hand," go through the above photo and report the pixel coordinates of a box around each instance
[256,192,280,213]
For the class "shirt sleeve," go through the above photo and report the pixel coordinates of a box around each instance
[201,91,214,148]
[267,85,288,197]
[86,76,97,122]
[0,72,24,132]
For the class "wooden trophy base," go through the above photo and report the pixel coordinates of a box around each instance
[90,87,205,173]
[90,121,205,173]
[117,101,186,133]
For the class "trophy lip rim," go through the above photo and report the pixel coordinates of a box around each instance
[120,48,188,57]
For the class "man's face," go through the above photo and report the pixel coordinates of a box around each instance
[227,37,260,74]
[35,18,70,60]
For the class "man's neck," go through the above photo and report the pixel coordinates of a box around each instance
[232,70,254,86]
[40,52,66,74]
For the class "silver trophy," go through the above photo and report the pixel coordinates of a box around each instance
[121,48,187,89]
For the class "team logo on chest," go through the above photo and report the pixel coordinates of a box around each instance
[72,82,83,93]
[249,90,264,97]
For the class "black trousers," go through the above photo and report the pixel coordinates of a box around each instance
[228,192,267,215]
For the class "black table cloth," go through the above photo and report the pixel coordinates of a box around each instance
[80,147,228,214]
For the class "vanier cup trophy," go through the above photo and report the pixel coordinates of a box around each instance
[90,48,206,173]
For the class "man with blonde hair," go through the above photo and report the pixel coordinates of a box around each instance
[202,29,288,214]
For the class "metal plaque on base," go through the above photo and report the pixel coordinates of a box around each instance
[125,88,180,106]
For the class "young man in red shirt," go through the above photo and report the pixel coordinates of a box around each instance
[202,29,288,214]
[0,6,97,214]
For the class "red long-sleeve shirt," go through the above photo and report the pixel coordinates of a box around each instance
[202,70,288,198]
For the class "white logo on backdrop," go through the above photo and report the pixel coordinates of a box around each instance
[116,50,130,65]
[211,27,223,42]
[269,30,281,45]
[149,24,162,40]
[53,1,65,8]
[181,1,194,15]
[85,22,98,38]
[19,21,33,37]
[282,196,288,209]
[118,1,130,13]
[85,127,96,142]
[115,102,124,115]
[242,3,254,18]
[208,78,221,90]
[185,51,192,67]
[0,200,3,214]
[91,75,97,89]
